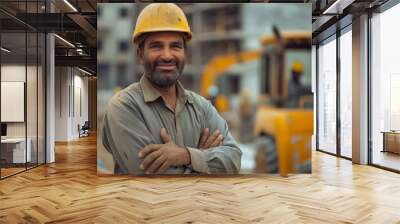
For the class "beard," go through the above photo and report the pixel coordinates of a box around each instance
[144,57,185,88]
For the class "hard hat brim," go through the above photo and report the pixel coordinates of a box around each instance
[133,29,192,45]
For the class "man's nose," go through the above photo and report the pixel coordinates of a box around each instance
[160,47,173,61]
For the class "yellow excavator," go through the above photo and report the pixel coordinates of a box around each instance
[201,27,313,176]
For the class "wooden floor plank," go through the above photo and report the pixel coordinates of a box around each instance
[0,135,399,223]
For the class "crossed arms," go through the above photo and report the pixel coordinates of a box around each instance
[102,94,242,175]
[138,127,225,174]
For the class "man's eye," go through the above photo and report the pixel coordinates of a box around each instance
[150,44,161,49]
[172,44,183,49]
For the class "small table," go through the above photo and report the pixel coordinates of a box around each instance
[381,131,400,154]
[1,138,32,165]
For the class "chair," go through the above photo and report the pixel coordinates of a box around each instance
[78,121,90,138]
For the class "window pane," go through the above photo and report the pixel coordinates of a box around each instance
[340,29,352,158]
[318,37,337,154]
[118,41,129,53]
[371,4,400,171]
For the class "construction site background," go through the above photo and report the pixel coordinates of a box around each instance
[97,3,312,174]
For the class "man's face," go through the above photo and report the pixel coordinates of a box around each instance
[138,32,185,88]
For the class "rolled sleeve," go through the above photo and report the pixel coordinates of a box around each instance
[186,147,210,174]
[187,96,242,174]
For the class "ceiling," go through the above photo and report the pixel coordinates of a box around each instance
[0,0,98,74]
[0,0,394,74]
[309,0,389,41]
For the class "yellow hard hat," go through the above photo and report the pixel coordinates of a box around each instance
[292,60,304,74]
[132,3,192,45]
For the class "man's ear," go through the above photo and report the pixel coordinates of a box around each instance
[136,47,143,64]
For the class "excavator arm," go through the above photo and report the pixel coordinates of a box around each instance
[200,50,262,96]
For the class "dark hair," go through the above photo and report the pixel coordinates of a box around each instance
[137,34,147,50]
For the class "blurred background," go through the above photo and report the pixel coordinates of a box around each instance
[97,3,312,175]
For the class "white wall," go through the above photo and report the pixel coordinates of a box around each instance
[55,67,68,141]
[55,67,89,141]
[1,65,36,138]
[1,66,26,129]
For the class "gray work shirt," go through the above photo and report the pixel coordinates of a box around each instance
[102,75,242,175]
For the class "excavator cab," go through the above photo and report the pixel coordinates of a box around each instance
[259,31,312,107]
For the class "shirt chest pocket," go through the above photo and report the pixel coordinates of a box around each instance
[179,107,204,148]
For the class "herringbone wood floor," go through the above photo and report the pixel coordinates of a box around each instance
[1,135,400,224]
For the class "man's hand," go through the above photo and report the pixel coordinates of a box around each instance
[198,128,223,149]
[138,128,190,174]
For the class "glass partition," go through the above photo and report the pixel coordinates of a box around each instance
[0,1,46,179]
[1,30,28,177]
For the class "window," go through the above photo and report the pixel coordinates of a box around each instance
[218,75,241,95]
[229,75,240,94]
[118,40,129,53]
[202,9,217,33]
[116,63,128,88]
[119,8,128,18]
[317,36,337,154]
[98,63,112,90]
[370,3,400,171]
[339,27,352,158]
[225,6,240,31]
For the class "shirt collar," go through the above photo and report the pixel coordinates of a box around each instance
[139,74,193,104]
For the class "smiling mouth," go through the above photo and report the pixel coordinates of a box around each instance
[156,64,176,71]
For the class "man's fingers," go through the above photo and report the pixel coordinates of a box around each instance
[203,129,220,148]
[147,154,167,174]
[157,160,171,174]
[210,134,223,147]
[138,144,162,158]
[198,128,209,148]
[140,150,163,171]
[160,128,172,143]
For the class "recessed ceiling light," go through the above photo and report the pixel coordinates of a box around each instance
[54,34,75,48]
[78,67,93,76]
[63,0,78,12]
[1,47,11,53]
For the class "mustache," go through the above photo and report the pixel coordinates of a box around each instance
[154,59,177,67]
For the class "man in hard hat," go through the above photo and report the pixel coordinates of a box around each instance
[286,60,311,108]
[102,3,242,175]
